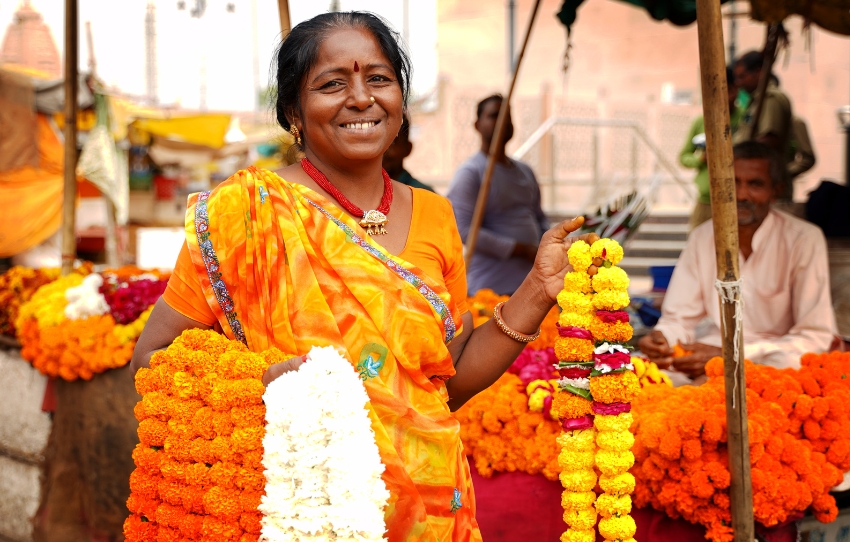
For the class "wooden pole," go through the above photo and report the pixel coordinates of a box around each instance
[61,0,78,276]
[749,23,780,139]
[277,0,291,36]
[695,1,753,541]
[465,0,543,269]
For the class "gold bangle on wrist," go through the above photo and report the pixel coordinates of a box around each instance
[492,301,541,343]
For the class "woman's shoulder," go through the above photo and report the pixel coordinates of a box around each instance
[412,187,454,217]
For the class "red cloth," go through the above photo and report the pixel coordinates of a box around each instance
[470,464,799,542]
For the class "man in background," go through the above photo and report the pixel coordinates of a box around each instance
[734,51,794,156]
[382,114,434,192]
[448,94,549,295]
[639,142,836,375]
[679,66,743,229]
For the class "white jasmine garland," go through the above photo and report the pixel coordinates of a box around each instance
[594,363,635,374]
[64,274,109,320]
[558,377,590,391]
[260,346,390,542]
[593,342,630,356]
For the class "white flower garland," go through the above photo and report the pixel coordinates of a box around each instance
[557,376,591,391]
[64,274,109,320]
[260,346,390,542]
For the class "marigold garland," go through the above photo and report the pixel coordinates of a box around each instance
[125,329,285,542]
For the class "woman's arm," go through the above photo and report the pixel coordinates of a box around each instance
[129,298,212,375]
[446,217,597,410]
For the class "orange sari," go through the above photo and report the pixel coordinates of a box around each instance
[183,167,481,542]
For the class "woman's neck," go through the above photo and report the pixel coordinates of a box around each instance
[303,150,386,210]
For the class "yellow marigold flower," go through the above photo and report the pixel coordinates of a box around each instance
[563,271,592,294]
[558,311,593,330]
[560,529,596,542]
[17,273,84,330]
[631,357,646,378]
[599,472,636,496]
[562,491,596,511]
[594,412,633,433]
[555,337,594,362]
[556,428,596,451]
[589,372,641,404]
[558,449,595,470]
[595,449,635,475]
[591,290,631,312]
[528,388,549,412]
[595,494,632,518]
[591,238,624,266]
[567,241,593,272]
[551,392,593,421]
[596,429,635,452]
[591,266,629,293]
[562,507,597,530]
[559,470,597,492]
[598,515,637,540]
[589,318,633,343]
[557,291,593,313]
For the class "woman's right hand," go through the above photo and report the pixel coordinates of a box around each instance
[262,355,306,386]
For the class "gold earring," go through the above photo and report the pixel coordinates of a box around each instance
[290,124,301,146]
[370,96,376,104]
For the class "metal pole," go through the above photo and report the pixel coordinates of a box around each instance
[695,1,754,541]
[402,0,410,46]
[61,0,79,276]
[845,126,850,185]
[728,0,737,63]
[465,0,543,269]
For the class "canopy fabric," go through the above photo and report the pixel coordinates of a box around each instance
[557,0,723,30]
[132,114,232,149]
[0,114,77,257]
[749,0,850,36]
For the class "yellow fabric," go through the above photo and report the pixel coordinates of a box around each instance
[0,115,76,257]
[180,167,481,541]
[133,115,231,149]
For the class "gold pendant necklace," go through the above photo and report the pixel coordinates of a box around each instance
[359,209,388,235]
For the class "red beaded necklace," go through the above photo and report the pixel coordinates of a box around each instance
[300,157,393,236]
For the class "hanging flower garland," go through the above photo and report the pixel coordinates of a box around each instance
[125,329,285,542]
[260,346,389,541]
[100,270,169,324]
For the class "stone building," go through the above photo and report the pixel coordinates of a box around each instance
[0,0,61,78]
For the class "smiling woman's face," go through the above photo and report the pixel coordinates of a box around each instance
[294,27,403,166]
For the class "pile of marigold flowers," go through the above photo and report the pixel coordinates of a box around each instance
[11,266,170,380]
[126,329,290,542]
[0,266,59,337]
[631,352,850,542]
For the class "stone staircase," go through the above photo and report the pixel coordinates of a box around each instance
[621,213,690,281]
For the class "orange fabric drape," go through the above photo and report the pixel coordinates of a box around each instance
[0,114,80,257]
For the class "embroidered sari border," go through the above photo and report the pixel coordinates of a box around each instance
[302,197,457,344]
[194,191,247,344]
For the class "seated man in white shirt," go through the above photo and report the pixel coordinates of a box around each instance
[639,141,837,376]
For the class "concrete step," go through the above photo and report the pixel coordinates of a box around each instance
[627,239,688,252]
[633,223,690,242]
[620,256,679,276]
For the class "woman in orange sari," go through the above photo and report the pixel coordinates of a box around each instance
[131,12,596,542]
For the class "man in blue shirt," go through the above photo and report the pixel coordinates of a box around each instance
[448,94,549,295]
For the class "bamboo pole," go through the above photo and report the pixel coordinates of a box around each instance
[695,1,754,541]
[749,23,780,139]
[61,0,79,276]
[465,0,543,269]
[277,0,291,36]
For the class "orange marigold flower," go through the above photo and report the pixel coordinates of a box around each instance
[129,470,160,500]
[555,337,594,362]
[551,392,593,421]
[178,513,204,539]
[589,318,633,344]
[589,371,640,404]
[123,514,158,542]
[203,486,243,522]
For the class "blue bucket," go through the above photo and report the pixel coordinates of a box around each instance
[649,265,675,292]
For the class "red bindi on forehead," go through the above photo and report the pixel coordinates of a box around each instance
[354,61,360,72]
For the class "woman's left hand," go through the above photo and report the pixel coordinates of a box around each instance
[531,217,600,303]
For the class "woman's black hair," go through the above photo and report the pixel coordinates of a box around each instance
[273,11,412,133]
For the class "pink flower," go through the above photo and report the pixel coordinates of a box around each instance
[593,351,631,370]
[508,348,558,385]
[556,324,593,340]
[595,310,629,324]
[591,401,632,415]
[562,415,594,431]
[559,366,592,379]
